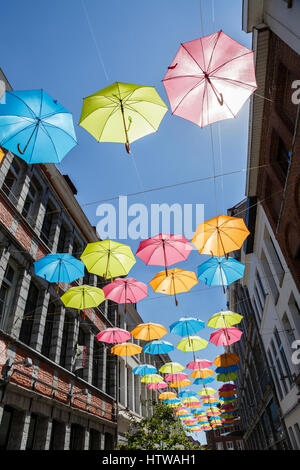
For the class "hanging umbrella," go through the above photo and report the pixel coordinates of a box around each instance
[221,404,235,412]
[198,387,217,396]
[219,398,237,404]
[60,285,105,320]
[216,372,238,382]
[218,384,237,392]
[132,364,157,375]
[193,377,214,386]
[169,317,205,336]
[218,390,236,398]
[197,256,245,293]
[158,392,177,400]
[178,390,196,398]
[186,358,213,369]
[182,396,200,404]
[0,89,77,163]
[208,311,243,329]
[141,374,164,384]
[159,362,185,374]
[176,410,191,416]
[149,268,198,306]
[136,234,193,276]
[34,254,84,284]
[96,327,131,344]
[168,379,191,388]
[79,82,168,154]
[176,336,208,362]
[162,30,257,128]
[190,368,214,379]
[213,353,240,367]
[192,215,250,258]
[209,327,243,346]
[103,277,148,312]
[215,364,238,374]
[131,322,167,341]
[165,372,189,382]
[80,240,136,279]
[147,382,168,390]
[111,342,142,357]
[143,340,174,355]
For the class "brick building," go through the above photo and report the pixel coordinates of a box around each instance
[205,420,245,451]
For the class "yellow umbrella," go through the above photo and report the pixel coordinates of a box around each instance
[168,379,191,388]
[190,368,214,379]
[207,311,243,329]
[149,268,198,306]
[60,285,105,320]
[191,215,250,257]
[80,240,136,279]
[158,392,177,400]
[198,387,217,396]
[131,322,167,341]
[159,362,185,374]
[141,374,164,384]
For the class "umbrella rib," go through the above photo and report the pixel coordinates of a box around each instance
[0,121,37,147]
[171,79,205,116]
[210,50,254,76]
[38,123,60,163]
[181,43,205,74]
[124,104,159,132]
[6,92,38,120]
[163,74,204,82]
[41,116,78,144]
[207,31,222,73]
[210,76,256,90]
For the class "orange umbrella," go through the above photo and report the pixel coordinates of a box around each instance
[201,397,219,404]
[158,392,177,400]
[111,342,142,356]
[190,368,214,379]
[213,353,240,367]
[149,268,198,306]
[191,215,250,257]
[169,379,191,388]
[131,322,167,341]
[219,390,236,398]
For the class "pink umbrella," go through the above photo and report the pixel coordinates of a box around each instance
[165,373,189,382]
[186,358,213,369]
[96,327,131,344]
[163,30,257,128]
[218,384,237,392]
[209,327,243,346]
[103,277,148,312]
[136,234,193,276]
[147,381,168,390]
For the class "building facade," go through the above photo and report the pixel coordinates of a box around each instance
[205,421,245,451]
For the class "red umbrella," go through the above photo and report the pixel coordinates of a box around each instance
[221,404,235,412]
[218,384,237,392]
[163,30,257,127]
[186,358,213,369]
[96,327,131,344]
[136,234,193,276]
[103,277,148,313]
[209,327,243,346]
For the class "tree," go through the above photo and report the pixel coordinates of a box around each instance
[117,400,200,450]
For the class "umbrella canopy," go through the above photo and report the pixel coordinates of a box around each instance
[111,342,142,356]
[103,278,148,310]
[216,372,238,382]
[169,317,205,336]
[198,387,217,396]
[193,377,214,385]
[136,234,193,276]
[182,396,200,404]
[176,410,191,416]
[80,240,136,279]
[131,322,167,341]
[208,311,243,329]
[96,327,131,344]
[60,285,105,319]
[209,327,243,346]
[0,89,77,163]
[218,384,237,392]
[149,268,198,306]
[140,374,164,384]
[159,362,185,374]
[190,368,214,379]
[34,254,84,284]
[158,392,177,400]
[132,364,157,375]
[192,215,250,257]
[79,82,168,153]
[168,379,191,388]
[213,353,240,367]
[147,382,168,390]
[176,336,208,352]
[218,390,237,398]
[215,364,238,374]
[143,340,174,355]
[186,358,213,369]
[162,30,257,128]
[177,390,195,398]
[197,256,245,291]
[164,398,181,405]
[165,372,189,382]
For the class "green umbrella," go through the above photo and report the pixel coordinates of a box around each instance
[159,362,185,374]
[60,285,105,319]
[141,374,164,384]
[79,82,168,153]
[207,311,243,329]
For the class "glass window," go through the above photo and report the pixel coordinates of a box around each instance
[40,203,54,245]
[267,348,283,400]
[226,441,234,450]
[261,250,279,301]
[2,159,20,198]
[274,327,293,386]
[19,283,39,346]
[70,424,85,450]
[271,339,289,395]
[0,406,14,449]
[89,428,100,450]
[0,263,16,327]
[60,314,72,369]
[288,426,298,450]
[26,413,38,450]
[41,301,55,358]
[57,224,67,253]
[22,180,37,220]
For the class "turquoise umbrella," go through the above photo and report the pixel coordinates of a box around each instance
[169,317,205,336]
[197,256,245,292]
[34,254,84,283]
[132,364,157,375]
[0,89,77,163]
[143,340,174,355]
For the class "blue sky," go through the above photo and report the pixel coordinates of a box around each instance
[1,0,252,443]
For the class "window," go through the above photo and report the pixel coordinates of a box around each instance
[104,432,114,450]
[92,339,104,390]
[40,203,54,245]
[0,263,16,328]
[75,326,86,378]
[226,441,234,450]
[72,239,81,259]
[288,293,300,338]
[57,224,67,253]
[271,339,288,395]
[19,283,39,346]
[41,301,55,358]
[261,250,279,302]
[60,314,72,369]
[267,348,283,401]
[89,429,100,450]
[288,426,298,450]
[256,270,267,301]
[2,158,20,198]
[69,424,85,450]
[236,440,243,450]
[0,406,14,449]
[26,413,38,450]
[276,136,290,178]
[22,179,38,221]
[49,420,64,450]
[263,230,285,285]
[274,327,293,386]
[216,442,223,450]
[282,313,296,346]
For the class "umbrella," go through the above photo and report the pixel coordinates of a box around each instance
[198,387,217,396]
[131,322,167,341]
[34,254,84,284]
[164,398,181,405]
[208,311,243,329]
[193,377,214,386]
[103,277,148,312]
[0,89,77,163]
[221,404,235,412]
[186,358,212,369]
[216,372,238,382]
[60,285,105,320]
[162,30,257,128]
[169,317,205,336]
[215,364,238,374]
[168,379,191,388]
[159,362,185,374]
[141,374,164,384]
[111,342,142,368]
[213,353,240,367]
[158,392,177,400]
[176,410,191,416]
[132,364,157,375]
[190,368,214,379]
[80,240,136,279]
[218,384,237,392]
[177,390,195,398]
[165,373,189,382]
[197,256,245,293]
[176,336,208,362]
[182,396,200,404]
[209,327,243,346]
[143,340,174,355]
[96,327,131,344]
[136,234,193,276]
[149,268,198,306]
[147,382,168,390]
[79,82,167,154]
[218,390,236,398]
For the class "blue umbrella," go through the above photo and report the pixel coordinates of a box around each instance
[215,364,238,374]
[169,317,205,336]
[0,89,77,163]
[193,377,214,385]
[220,396,237,402]
[132,364,157,375]
[143,340,174,355]
[34,254,84,283]
[197,256,245,292]
[164,398,181,404]
[178,390,195,398]
[202,402,219,407]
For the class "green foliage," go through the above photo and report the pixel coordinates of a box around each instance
[117,400,200,450]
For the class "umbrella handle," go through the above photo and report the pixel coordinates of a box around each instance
[168,63,177,70]
[17,144,25,155]
[125,142,131,154]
